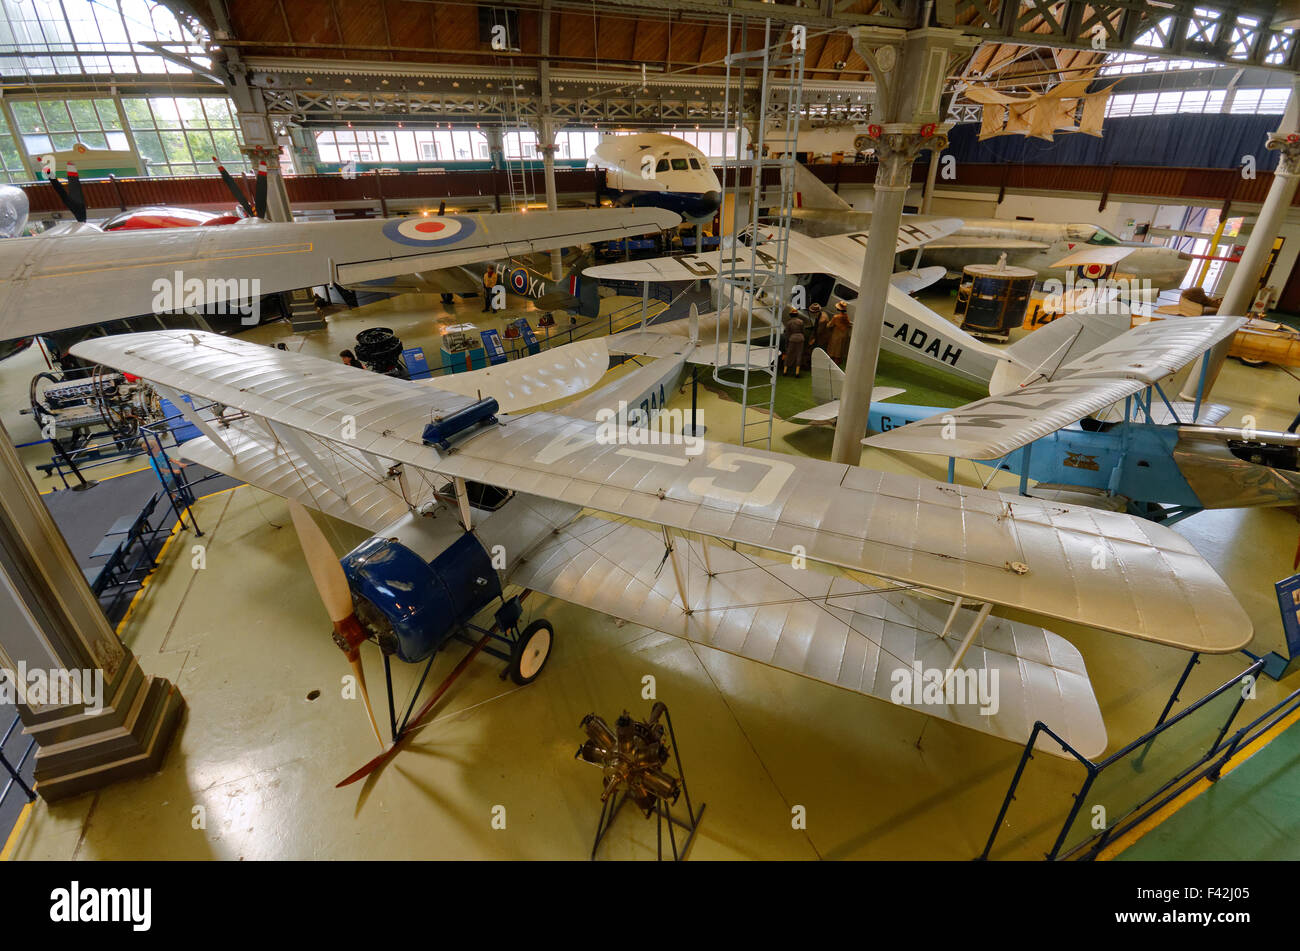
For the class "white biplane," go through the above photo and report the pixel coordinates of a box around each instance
[70,319,1252,766]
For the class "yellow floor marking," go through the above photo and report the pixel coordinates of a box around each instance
[1098,704,1300,860]
[113,484,245,635]
[39,465,152,495]
[0,801,33,861]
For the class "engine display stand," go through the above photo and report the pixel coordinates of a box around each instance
[588,704,705,861]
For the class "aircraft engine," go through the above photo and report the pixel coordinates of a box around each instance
[342,525,502,664]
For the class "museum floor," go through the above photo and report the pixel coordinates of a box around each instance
[4,290,1299,860]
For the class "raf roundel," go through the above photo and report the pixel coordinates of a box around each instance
[1076,262,1112,281]
[382,215,477,248]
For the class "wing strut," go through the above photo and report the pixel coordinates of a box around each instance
[938,597,965,639]
[662,526,691,614]
[153,384,232,457]
[269,420,348,502]
[943,601,993,690]
[454,476,473,531]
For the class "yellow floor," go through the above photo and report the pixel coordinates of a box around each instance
[5,292,1298,860]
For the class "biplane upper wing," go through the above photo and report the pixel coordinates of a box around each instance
[865,316,1245,460]
[0,207,678,338]
[71,330,1251,653]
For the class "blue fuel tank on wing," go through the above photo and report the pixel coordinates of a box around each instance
[341,531,501,663]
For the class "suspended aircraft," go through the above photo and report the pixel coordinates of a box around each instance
[790,163,1190,289]
[589,132,722,223]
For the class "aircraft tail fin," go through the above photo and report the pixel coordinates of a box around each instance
[811,348,844,404]
[788,163,853,212]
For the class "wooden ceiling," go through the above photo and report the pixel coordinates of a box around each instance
[216,0,1103,90]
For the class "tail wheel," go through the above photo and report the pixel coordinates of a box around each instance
[508,619,553,685]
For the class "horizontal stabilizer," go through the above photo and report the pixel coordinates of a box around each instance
[890,266,948,296]
[1051,245,1137,269]
[791,386,905,424]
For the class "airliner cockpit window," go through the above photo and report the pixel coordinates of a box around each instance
[671,158,688,170]
[656,159,671,172]
[688,158,702,169]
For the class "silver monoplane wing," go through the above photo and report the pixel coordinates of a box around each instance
[0,207,678,338]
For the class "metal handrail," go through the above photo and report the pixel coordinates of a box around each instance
[980,657,1269,861]
[0,710,36,807]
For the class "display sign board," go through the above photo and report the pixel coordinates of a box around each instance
[512,319,540,355]
[402,346,431,380]
[1273,574,1300,661]
[481,329,507,365]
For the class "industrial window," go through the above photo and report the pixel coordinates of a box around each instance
[554,129,599,160]
[316,128,490,164]
[121,97,246,177]
[657,129,741,160]
[8,97,130,161]
[0,132,25,182]
[503,129,537,160]
[0,0,211,77]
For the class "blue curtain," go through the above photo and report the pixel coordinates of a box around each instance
[943,114,1283,171]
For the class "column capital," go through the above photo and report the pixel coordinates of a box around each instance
[861,125,948,188]
[1267,131,1300,178]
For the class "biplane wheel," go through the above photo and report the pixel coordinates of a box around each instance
[508,619,553,685]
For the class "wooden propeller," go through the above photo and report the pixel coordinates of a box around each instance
[286,499,384,748]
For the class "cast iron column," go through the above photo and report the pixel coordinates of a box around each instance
[0,422,185,803]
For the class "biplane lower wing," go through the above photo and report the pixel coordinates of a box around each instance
[508,513,1108,758]
[177,419,413,534]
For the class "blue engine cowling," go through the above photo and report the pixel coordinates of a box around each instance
[341,531,502,663]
